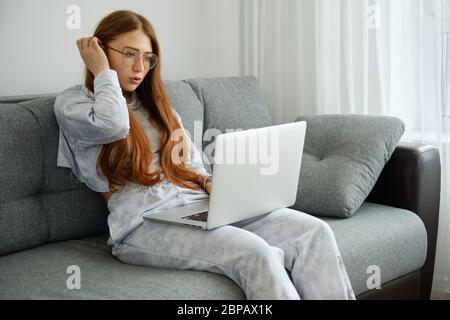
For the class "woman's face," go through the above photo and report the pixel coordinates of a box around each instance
[105,30,153,95]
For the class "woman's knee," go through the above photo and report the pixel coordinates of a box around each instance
[279,210,337,247]
[282,208,333,233]
[222,226,273,251]
[311,217,335,238]
[218,226,282,263]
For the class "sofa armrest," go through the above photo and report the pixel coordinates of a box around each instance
[366,142,441,299]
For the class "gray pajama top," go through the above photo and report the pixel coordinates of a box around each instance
[54,69,212,246]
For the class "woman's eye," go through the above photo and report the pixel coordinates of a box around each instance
[125,52,135,57]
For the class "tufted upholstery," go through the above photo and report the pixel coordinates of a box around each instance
[291,114,405,218]
[0,96,109,256]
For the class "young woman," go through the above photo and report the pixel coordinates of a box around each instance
[54,10,355,300]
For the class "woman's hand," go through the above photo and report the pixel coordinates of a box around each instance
[204,177,212,194]
[76,37,110,77]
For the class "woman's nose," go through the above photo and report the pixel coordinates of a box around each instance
[133,57,145,72]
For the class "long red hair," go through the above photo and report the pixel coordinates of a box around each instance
[84,10,205,193]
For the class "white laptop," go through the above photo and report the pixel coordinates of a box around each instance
[143,121,307,230]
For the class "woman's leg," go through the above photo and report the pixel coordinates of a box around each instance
[112,220,300,300]
[232,208,356,300]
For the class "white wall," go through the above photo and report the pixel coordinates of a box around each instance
[0,0,242,96]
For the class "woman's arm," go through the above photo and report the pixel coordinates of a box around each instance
[171,109,212,177]
[54,69,130,146]
[54,37,129,147]
[170,110,213,194]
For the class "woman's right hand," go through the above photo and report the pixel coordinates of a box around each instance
[76,37,110,77]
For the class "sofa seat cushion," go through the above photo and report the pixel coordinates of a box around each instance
[0,203,427,299]
[0,234,245,300]
[322,202,427,295]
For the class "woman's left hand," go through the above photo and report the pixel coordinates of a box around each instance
[204,177,212,194]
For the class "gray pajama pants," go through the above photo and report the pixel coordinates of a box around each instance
[111,207,356,300]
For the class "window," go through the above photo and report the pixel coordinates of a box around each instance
[443,0,450,117]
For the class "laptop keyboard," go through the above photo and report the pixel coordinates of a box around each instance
[181,211,209,222]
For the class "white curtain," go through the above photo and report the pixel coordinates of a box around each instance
[240,0,449,294]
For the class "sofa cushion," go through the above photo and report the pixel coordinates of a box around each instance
[291,114,405,218]
[0,234,245,300]
[0,97,109,256]
[0,101,48,255]
[0,203,426,299]
[323,202,427,295]
[184,76,272,172]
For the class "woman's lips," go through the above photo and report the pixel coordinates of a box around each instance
[129,77,141,84]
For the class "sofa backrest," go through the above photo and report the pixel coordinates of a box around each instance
[183,76,272,169]
[0,75,271,256]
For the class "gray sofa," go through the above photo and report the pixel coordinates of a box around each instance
[0,75,440,299]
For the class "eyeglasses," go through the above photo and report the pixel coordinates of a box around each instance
[103,45,158,70]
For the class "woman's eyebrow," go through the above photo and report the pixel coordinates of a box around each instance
[124,45,153,54]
